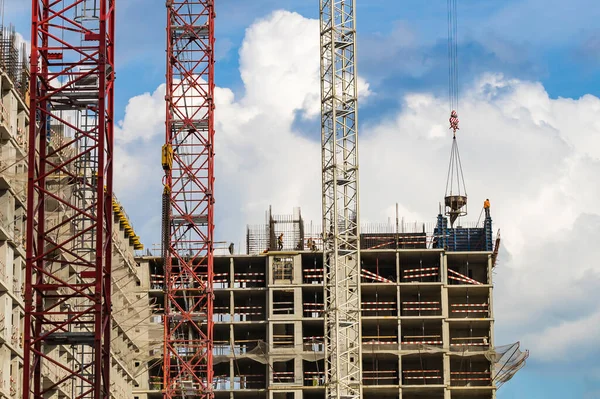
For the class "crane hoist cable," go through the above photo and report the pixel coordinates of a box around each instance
[447,0,459,129]
[444,0,468,227]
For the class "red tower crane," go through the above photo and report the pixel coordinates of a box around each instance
[162,1,215,398]
[24,1,115,398]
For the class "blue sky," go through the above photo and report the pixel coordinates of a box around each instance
[10,0,600,116]
[7,1,600,398]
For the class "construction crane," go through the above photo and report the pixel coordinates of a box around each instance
[444,0,468,227]
[320,1,362,399]
[162,1,215,398]
[24,0,115,398]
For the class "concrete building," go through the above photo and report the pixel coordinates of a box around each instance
[0,26,152,399]
[0,25,29,399]
[136,208,527,399]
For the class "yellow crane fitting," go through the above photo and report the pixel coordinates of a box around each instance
[109,191,145,249]
[161,144,173,171]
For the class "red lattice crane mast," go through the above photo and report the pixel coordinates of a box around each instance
[24,0,115,398]
[162,1,215,397]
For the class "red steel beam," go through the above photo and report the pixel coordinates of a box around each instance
[163,1,215,398]
[24,1,115,398]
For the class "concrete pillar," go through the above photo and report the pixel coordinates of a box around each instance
[229,257,234,288]
[441,252,447,284]
[395,251,400,282]
[443,353,451,389]
[294,289,302,317]
[229,358,234,390]
[294,357,303,385]
[487,254,492,285]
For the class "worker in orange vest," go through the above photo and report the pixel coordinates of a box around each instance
[484,199,491,218]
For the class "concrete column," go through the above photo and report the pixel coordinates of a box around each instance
[229,291,234,322]
[229,322,235,389]
[489,319,495,350]
[294,288,302,317]
[266,255,273,285]
[294,357,303,385]
[442,298,450,351]
[489,255,495,349]
[442,285,449,319]
[443,353,451,389]
[229,357,235,390]
[293,255,302,284]
[294,320,302,348]
[442,253,450,353]
[396,251,400,282]
[441,252,447,284]
[268,289,274,319]
[396,283,402,348]
[229,257,234,288]
[487,254,492,285]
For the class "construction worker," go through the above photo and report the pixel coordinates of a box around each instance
[484,198,490,218]
[277,233,284,251]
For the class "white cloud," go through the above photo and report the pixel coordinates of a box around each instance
[115,84,166,144]
[114,9,600,369]
[239,10,371,120]
[525,308,600,362]
[239,11,320,119]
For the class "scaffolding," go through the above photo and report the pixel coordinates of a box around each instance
[0,25,28,101]
[246,210,497,255]
[246,206,305,253]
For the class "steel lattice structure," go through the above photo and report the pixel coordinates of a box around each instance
[24,0,115,398]
[163,1,215,398]
[320,1,362,399]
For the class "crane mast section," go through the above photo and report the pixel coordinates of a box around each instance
[163,1,215,398]
[320,1,362,399]
[24,1,115,398]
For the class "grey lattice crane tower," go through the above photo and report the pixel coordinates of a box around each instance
[320,1,362,399]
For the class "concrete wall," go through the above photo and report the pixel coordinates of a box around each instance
[0,65,149,399]
[0,68,27,399]
[137,247,498,399]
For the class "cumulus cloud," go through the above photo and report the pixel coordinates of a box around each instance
[115,84,166,144]
[239,10,371,120]
[357,74,600,365]
[113,9,600,372]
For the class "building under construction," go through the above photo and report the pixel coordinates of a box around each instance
[7,0,529,398]
[0,22,155,398]
[132,206,527,399]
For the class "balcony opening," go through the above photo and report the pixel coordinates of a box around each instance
[402,354,443,386]
[272,360,295,384]
[401,319,443,348]
[400,252,440,283]
[400,285,442,317]
[273,324,294,349]
[450,355,492,387]
[303,359,325,386]
[273,256,293,283]
[273,290,295,316]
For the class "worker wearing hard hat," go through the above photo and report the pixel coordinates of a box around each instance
[278,233,284,251]
[484,199,491,218]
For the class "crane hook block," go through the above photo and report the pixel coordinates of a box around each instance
[162,144,173,171]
